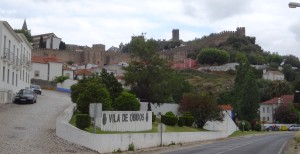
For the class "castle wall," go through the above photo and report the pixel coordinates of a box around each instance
[32,49,83,63]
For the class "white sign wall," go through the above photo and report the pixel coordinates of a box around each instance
[95,111,152,132]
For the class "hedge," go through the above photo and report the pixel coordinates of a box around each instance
[76,114,91,130]
[161,115,178,126]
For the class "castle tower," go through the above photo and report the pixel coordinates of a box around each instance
[172,29,179,41]
[236,27,245,36]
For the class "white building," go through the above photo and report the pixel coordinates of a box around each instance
[32,33,61,49]
[259,95,293,123]
[31,56,63,81]
[0,21,32,103]
[263,70,284,81]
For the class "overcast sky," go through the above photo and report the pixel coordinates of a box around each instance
[1,0,300,57]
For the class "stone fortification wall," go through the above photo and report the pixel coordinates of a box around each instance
[32,49,83,63]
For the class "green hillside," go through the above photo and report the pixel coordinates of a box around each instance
[178,69,235,97]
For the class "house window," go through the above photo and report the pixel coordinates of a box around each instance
[267,107,269,113]
[12,72,14,85]
[7,69,9,83]
[65,73,70,78]
[34,71,40,77]
[23,70,24,81]
[267,117,269,121]
[263,107,265,113]
[263,117,265,121]
[2,67,5,81]
[16,74,18,86]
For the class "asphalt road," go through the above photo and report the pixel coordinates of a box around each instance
[0,90,97,154]
[161,132,295,154]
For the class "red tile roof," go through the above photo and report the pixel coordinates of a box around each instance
[32,56,63,63]
[75,69,93,76]
[219,105,233,110]
[261,95,294,105]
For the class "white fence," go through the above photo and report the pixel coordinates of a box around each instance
[56,104,237,153]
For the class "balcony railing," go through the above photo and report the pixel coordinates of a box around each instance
[1,48,14,62]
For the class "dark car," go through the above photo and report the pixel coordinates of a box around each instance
[30,85,42,95]
[14,89,37,104]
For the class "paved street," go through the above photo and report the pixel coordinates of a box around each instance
[159,132,295,154]
[0,90,98,154]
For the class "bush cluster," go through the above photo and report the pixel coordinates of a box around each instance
[75,114,91,130]
[253,123,262,131]
[182,112,195,127]
[178,117,185,127]
[238,120,251,131]
[161,111,178,126]
[152,112,156,122]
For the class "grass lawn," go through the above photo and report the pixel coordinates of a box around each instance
[229,130,271,137]
[70,113,205,134]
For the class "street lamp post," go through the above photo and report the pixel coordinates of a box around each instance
[289,2,300,8]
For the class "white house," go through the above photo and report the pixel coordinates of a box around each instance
[31,56,63,81]
[32,33,61,49]
[0,21,32,103]
[263,70,285,81]
[259,95,293,123]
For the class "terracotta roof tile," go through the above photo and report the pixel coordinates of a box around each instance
[219,105,233,110]
[261,95,294,105]
[75,69,93,76]
[32,56,63,63]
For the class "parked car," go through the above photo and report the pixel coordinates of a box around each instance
[30,84,42,95]
[288,125,300,131]
[14,89,37,104]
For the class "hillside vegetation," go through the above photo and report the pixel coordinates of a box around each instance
[178,69,235,97]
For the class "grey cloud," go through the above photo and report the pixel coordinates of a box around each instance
[290,21,300,41]
[182,0,251,21]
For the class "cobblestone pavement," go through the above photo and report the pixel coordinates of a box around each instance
[0,90,98,154]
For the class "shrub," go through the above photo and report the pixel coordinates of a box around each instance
[178,117,185,127]
[113,92,140,111]
[76,114,91,130]
[152,112,156,122]
[253,123,262,131]
[238,120,251,131]
[53,76,69,83]
[128,143,135,151]
[165,111,175,117]
[161,115,178,126]
[182,112,195,127]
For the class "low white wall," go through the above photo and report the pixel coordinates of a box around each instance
[204,111,238,134]
[56,79,77,93]
[56,104,236,153]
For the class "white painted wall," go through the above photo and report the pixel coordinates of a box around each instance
[140,102,179,116]
[32,63,48,80]
[49,62,62,81]
[46,36,61,50]
[259,104,279,123]
[0,21,31,103]
[56,79,77,93]
[95,111,152,132]
[263,71,284,81]
[204,110,238,133]
[56,104,237,153]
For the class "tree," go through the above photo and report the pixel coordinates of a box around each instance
[282,64,296,81]
[283,55,300,68]
[169,73,191,104]
[270,80,293,97]
[234,60,260,121]
[274,104,297,124]
[100,68,123,101]
[124,38,176,109]
[266,53,283,65]
[14,29,33,42]
[179,92,224,128]
[59,41,66,50]
[39,36,45,48]
[113,92,140,111]
[239,68,260,121]
[197,48,230,65]
[71,76,112,114]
